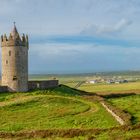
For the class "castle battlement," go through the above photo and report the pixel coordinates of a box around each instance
[1,25,28,47]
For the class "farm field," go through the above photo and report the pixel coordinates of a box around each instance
[29,72,140,95]
[29,74,86,84]
[29,72,140,94]
[79,82,140,95]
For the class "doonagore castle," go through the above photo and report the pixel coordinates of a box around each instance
[0,24,58,92]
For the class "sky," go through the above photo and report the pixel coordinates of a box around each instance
[0,0,140,74]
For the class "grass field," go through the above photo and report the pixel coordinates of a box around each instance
[94,128,140,140]
[1,86,140,139]
[107,94,140,125]
[78,82,140,94]
[0,86,119,132]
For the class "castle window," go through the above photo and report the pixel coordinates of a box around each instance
[13,76,17,80]
[6,60,8,64]
[9,51,11,56]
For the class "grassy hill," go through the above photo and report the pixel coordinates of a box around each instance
[1,86,140,139]
[0,86,118,131]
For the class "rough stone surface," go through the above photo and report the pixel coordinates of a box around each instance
[0,25,59,93]
[1,25,28,92]
[28,80,59,90]
[101,102,124,125]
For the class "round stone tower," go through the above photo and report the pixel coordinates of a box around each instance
[1,24,29,92]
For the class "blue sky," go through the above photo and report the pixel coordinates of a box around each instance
[0,0,140,74]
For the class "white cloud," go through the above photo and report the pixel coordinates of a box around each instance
[80,19,132,37]
[30,42,140,61]
[0,0,139,37]
[28,42,140,73]
[0,0,140,73]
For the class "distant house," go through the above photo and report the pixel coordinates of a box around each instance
[120,80,128,83]
[115,81,120,84]
[89,80,96,84]
[106,80,115,84]
[106,79,128,84]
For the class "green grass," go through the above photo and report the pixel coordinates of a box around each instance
[0,96,89,131]
[108,94,140,124]
[66,129,140,140]
[64,82,79,88]
[95,128,140,140]
[79,82,140,94]
[2,85,140,139]
[0,86,118,132]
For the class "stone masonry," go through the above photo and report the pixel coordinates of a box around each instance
[0,24,58,92]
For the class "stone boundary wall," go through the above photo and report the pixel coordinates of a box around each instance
[101,102,124,125]
[0,80,59,92]
[84,95,131,125]
[28,80,59,90]
[100,100,131,125]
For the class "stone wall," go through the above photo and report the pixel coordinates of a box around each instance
[28,80,59,90]
[0,80,58,92]
[0,86,8,92]
[1,46,28,92]
[1,27,29,92]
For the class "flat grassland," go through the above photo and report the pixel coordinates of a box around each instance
[79,82,140,94]
[29,73,140,95]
